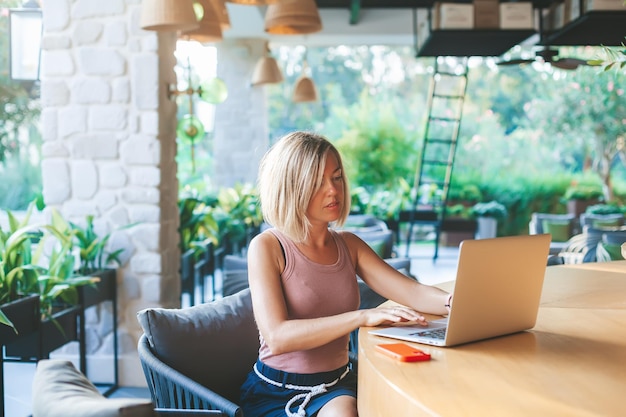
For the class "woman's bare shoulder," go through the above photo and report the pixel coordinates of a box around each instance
[248,229,285,275]
[250,229,279,249]
[335,229,362,246]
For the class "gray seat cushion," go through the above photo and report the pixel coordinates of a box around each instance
[136,289,259,403]
[32,359,154,417]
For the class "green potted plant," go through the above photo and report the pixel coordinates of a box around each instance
[0,202,42,344]
[471,201,508,239]
[62,211,133,383]
[563,182,603,217]
[179,196,219,257]
[585,203,623,215]
[1,204,97,358]
[447,183,483,207]
[580,203,625,229]
[213,183,263,255]
[439,204,477,247]
[60,212,129,314]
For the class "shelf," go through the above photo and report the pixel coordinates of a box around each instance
[541,11,626,46]
[416,29,537,57]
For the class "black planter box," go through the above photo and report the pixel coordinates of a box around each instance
[4,305,80,361]
[0,295,40,346]
[77,268,119,392]
[79,268,116,308]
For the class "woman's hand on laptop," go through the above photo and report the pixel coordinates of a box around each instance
[363,306,428,327]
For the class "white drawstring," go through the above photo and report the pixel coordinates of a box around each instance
[253,363,350,417]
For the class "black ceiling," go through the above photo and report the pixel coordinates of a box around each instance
[316,1,431,7]
[316,0,556,10]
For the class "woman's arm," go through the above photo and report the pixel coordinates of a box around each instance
[247,231,425,355]
[340,231,451,316]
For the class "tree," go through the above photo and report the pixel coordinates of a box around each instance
[332,92,419,189]
[525,67,626,201]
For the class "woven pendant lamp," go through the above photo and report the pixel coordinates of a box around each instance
[226,0,286,5]
[292,56,317,102]
[292,76,318,102]
[211,0,231,30]
[140,0,199,32]
[265,0,322,35]
[251,42,283,86]
[181,0,223,43]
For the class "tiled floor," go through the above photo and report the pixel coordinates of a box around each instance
[4,242,460,417]
[405,243,460,285]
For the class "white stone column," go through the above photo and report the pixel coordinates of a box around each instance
[40,0,180,386]
[214,39,270,188]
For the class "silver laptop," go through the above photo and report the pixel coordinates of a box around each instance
[370,234,551,347]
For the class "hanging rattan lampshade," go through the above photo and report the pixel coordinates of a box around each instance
[140,0,199,32]
[251,43,284,86]
[227,0,286,5]
[211,0,231,30]
[293,75,318,102]
[181,0,223,43]
[265,0,322,35]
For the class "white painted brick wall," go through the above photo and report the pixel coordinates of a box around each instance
[74,79,111,104]
[74,21,104,45]
[40,0,180,387]
[70,134,120,159]
[71,160,98,199]
[40,1,269,387]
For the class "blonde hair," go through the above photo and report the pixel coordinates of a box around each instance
[258,131,351,242]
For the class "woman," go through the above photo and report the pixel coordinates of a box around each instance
[240,131,452,417]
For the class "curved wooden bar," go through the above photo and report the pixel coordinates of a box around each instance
[358,261,626,417]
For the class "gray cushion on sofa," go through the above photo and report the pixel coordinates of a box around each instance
[136,289,259,403]
[32,359,154,417]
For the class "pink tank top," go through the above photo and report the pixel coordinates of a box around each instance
[258,228,360,373]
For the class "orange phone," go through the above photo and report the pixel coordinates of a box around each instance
[375,343,431,362]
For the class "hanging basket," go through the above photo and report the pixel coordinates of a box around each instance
[265,0,322,35]
[140,0,199,32]
[180,0,223,43]
[252,56,284,85]
[227,0,287,5]
[212,0,231,30]
[292,76,318,102]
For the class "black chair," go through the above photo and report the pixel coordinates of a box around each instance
[137,289,359,416]
[180,249,196,306]
[559,226,609,264]
[342,214,389,233]
[579,213,624,229]
[137,290,259,417]
[197,241,217,303]
[222,254,250,298]
[352,229,395,259]
[529,213,578,255]
[596,230,626,262]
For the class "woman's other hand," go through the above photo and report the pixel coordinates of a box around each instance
[362,306,428,327]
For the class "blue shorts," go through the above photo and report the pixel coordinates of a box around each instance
[240,359,357,417]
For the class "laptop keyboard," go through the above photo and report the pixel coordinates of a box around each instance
[409,327,447,340]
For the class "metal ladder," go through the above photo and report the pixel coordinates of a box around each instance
[404,57,469,261]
